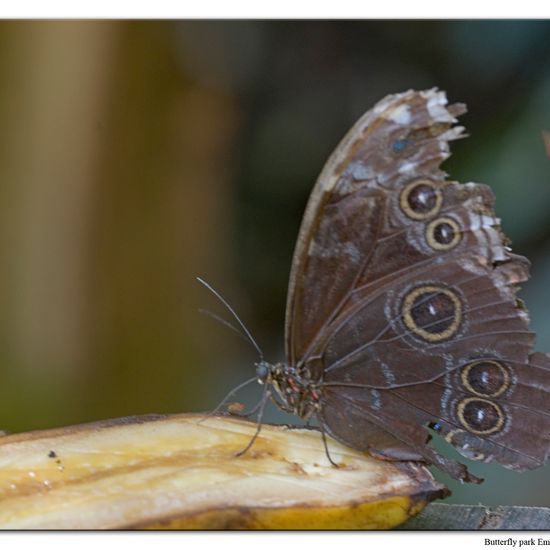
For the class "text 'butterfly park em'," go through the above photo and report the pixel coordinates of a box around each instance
[200,88,550,485]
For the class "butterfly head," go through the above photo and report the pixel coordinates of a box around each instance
[255,360,272,385]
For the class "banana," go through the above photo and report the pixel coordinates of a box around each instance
[0,414,447,529]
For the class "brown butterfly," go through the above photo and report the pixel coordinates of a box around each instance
[216,89,550,484]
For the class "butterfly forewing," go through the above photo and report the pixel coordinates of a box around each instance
[285,89,467,364]
[283,88,550,482]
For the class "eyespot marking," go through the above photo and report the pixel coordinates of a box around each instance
[400,179,443,220]
[402,285,462,342]
[457,397,505,435]
[461,360,511,398]
[426,216,462,250]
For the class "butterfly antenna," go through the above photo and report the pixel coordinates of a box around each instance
[196,277,264,360]
[198,308,254,347]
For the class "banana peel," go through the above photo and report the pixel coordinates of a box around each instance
[0,413,448,529]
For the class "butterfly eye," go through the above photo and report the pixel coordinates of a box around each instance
[256,361,270,383]
[400,179,443,220]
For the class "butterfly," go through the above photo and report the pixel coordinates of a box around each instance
[212,88,550,484]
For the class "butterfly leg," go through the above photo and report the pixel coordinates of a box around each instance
[235,387,271,457]
[237,397,265,419]
[320,421,340,467]
[231,380,285,419]
[197,376,257,423]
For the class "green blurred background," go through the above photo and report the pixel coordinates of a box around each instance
[0,20,549,506]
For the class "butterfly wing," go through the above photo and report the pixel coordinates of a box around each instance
[285,88,467,367]
[284,89,550,481]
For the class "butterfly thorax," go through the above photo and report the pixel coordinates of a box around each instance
[256,360,322,421]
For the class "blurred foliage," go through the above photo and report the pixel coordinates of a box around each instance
[0,20,549,507]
